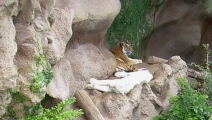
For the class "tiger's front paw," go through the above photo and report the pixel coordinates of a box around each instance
[90,78,98,85]
[136,59,142,64]
[138,68,147,71]
[114,71,129,78]
[86,84,95,89]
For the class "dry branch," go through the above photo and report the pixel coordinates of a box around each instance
[74,90,105,120]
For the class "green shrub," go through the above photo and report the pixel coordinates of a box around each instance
[25,97,83,120]
[3,90,83,120]
[153,78,212,120]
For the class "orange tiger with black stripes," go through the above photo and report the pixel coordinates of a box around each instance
[111,40,142,72]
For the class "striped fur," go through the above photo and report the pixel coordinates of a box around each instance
[111,41,142,72]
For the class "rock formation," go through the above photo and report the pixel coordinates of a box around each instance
[0,0,190,119]
[0,0,18,117]
[0,0,120,118]
[141,0,212,67]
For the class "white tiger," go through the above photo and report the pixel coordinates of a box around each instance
[86,68,153,95]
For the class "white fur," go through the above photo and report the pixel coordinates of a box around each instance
[86,69,153,95]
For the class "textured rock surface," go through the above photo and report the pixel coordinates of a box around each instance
[0,0,120,118]
[150,56,187,109]
[141,0,212,67]
[0,0,190,119]
[13,0,119,102]
[88,83,163,120]
[48,0,120,100]
[0,0,18,116]
[14,0,59,103]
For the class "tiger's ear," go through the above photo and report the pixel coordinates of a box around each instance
[120,42,124,46]
[124,40,130,44]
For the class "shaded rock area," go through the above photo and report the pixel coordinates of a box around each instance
[141,0,212,67]
[85,56,187,120]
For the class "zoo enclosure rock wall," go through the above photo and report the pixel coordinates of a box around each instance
[0,0,18,117]
[141,0,212,66]
[0,0,120,118]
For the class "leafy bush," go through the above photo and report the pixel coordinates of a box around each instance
[25,97,83,120]
[153,78,212,120]
[4,90,83,120]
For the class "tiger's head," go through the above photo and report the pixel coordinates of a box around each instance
[119,41,133,55]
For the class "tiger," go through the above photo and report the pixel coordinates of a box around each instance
[110,40,143,72]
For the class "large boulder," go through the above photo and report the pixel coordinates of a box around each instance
[47,0,120,100]
[150,56,187,109]
[141,0,212,67]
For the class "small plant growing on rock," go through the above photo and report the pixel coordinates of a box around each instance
[30,52,53,98]
[153,78,212,120]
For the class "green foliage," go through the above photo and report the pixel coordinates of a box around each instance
[4,105,17,120]
[154,78,212,120]
[3,92,83,120]
[25,97,83,120]
[206,0,212,13]
[3,91,30,120]
[106,0,165,58]
[30,52,53,97]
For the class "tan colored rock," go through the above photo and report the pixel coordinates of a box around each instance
[45,7,74,64]
[14,0,56,103]
[62,0,120,81]
[3,0,121,108]
[47,0,120,100]
[0,0,18,90]
[88,82,163,120]
[65,43,116,81]
[47,57,74,100]
[150,56,187,109]
[0,0,18,117]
